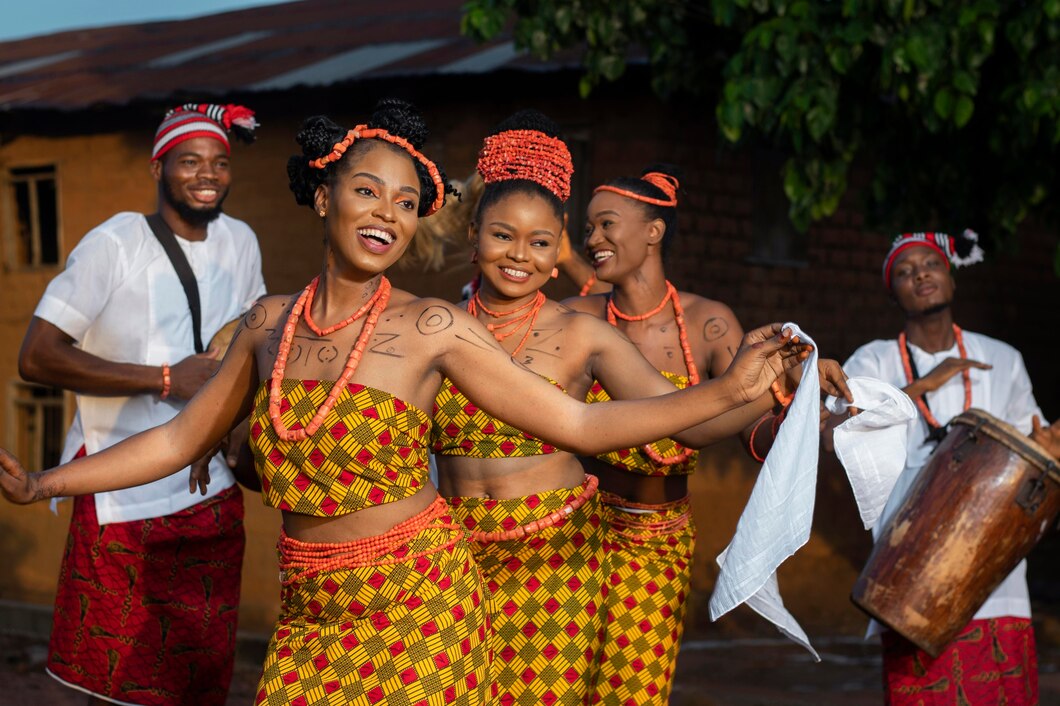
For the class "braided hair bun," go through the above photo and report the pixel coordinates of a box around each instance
[286,99,455,217]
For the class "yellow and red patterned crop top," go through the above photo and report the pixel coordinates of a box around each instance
[432,377,561,458]
[249,379,432,516]
[585,370,699,476]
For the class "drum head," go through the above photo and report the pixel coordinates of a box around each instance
[953,408,1059,475]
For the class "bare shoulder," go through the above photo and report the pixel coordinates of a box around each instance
[239,293,296,340]
[384,290,471,331]
[553,302,624,341]
[678,292,741,333]
[559,292,607,317]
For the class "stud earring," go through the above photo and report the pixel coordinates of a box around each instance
[319,210,326,218]
[551,267,559,279]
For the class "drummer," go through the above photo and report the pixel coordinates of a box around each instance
[16,103,266,705]
[827,230,1059,705]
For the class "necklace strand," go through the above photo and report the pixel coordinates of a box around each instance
[302,277,385,337]
[606,280,699,465]
[468,290,547,355]
[268,276,391,442]
[898,323,971,430]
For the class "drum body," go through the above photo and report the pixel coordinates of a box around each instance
[852,408,1059,656]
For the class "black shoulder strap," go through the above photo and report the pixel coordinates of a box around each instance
[145,212,204,353]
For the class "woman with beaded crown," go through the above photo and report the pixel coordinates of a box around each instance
[562,166,818,704]
[433,111,851,705]
[2,99,812,706]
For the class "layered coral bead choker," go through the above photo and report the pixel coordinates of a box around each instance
[606,281,701,385]
[468,290,546,355]
[268,276,391,442]
[607,280,700,465]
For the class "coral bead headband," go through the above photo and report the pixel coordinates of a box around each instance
[594,172,679,207]
[309,124,446,216]
[477,129,573,202]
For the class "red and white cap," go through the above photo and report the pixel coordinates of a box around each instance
[152,103,258,161]
[882,230,984,289]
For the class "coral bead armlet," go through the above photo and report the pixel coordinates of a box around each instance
[268,276,392,442]
[159,363,172,400]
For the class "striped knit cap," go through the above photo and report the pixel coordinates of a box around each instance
[882,230,984,289]
[152,103,259,160]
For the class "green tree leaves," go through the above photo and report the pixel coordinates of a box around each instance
[461,0,1060,265]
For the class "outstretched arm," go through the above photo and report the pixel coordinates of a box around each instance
[587,318,774,447]
[2,320,260,504]
[434,305,806,455]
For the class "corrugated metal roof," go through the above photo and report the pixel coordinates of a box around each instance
[0,0,576,111]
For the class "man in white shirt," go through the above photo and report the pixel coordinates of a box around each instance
[836,231,1058,705]
[18,103,266,706]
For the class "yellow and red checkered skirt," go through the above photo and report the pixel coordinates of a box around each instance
[881,616,1038,705]
[255,496,492,706]
[592,494,695,706]
[47,461,244,706]
[449,477,606,706]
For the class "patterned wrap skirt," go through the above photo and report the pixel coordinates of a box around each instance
[449,477,606,706]
[592,494,695,706]
[882,616,1038,705]
[47,475,245,706]
[255,496,492,706]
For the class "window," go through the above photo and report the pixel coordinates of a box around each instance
[747,149,808,267]
[5,165,60,268]
[7,381,66,472]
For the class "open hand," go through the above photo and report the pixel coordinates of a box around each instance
[727,325,812,404]
[0,448,40,504]
[921,358,991,393]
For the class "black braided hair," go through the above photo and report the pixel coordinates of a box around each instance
[475,109,567,223]
[286,98,455,217]
[599,163,682,255]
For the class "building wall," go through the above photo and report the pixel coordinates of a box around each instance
[0,91,1056,639]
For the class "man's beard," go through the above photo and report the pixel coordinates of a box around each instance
[908,300,951,318]
[162,178,228,228]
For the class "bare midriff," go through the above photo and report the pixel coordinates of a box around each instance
[436,452,586,501]
[582,457,690,505]
[280,483,441,544]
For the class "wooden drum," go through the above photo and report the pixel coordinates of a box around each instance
[851,408,1059,656]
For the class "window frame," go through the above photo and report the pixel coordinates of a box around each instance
[3,163,62,271]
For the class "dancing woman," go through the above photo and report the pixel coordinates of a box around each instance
[564,167,821,704]
[2,101,809,706]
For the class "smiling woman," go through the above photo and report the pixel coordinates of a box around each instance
[0,99,818,706]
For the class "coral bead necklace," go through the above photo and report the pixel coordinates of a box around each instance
[899,323,971,442]
[606,280,699,465]
[268,276,391,442]
[468,290,546,356]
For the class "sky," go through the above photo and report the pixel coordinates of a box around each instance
[1,0,295,42]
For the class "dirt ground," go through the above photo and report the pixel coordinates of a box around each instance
[2,629,1058,705]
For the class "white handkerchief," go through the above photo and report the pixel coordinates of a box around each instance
[824,378,916,530]
[710,323,820,660]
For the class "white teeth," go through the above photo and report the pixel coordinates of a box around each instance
[593,250,615,262]
[501,267,530,279]
[359,228,395,244]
